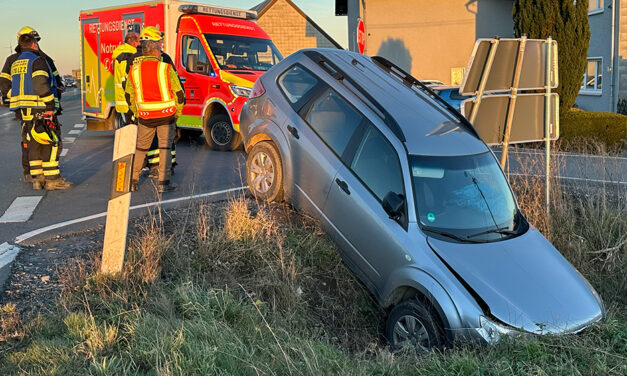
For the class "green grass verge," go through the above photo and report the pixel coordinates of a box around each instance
[0,193,625,375]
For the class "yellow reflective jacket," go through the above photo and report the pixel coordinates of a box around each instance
[112,43,137,113]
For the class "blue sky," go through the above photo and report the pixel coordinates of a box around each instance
[0,0,347,75]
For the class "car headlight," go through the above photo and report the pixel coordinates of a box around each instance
[476,316,521,344]
[230,85,252,97]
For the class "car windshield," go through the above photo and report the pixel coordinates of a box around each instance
[205,34,283,72]
[410,152,527,242]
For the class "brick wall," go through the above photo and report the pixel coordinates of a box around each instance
[257,0,337,57]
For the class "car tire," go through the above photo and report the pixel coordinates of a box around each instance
[204,113,241,151]
[246,141,283,202]
[114,112,125,130]
[386,299,445,353]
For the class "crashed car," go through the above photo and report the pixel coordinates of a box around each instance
[239,48,605,351]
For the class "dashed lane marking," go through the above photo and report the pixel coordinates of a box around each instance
[14,186,246,244]
[0,196,44,223]
[68,129,82,135]
[74,123,85,128]
[63,137,76,143]
[60,149,69,157]
[0,112,13,118]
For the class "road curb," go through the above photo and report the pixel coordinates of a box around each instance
[0,242,20,290]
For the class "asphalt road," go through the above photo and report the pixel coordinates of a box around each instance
[0,92,246,245]
[0,94,624,246]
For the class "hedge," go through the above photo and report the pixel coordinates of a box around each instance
[559,110,626,151]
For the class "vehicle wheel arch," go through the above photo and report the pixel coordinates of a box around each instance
[202,100,230,127]
[382,270,464,341]
[244,123,293,200]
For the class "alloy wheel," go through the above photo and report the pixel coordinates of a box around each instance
[393,314,431,352]
[250,151,275,194]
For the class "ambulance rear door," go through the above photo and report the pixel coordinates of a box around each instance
[81,17,101,114]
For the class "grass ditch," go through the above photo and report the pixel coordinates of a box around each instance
[0,150,625,374]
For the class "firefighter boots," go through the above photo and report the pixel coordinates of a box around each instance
[44,177,74,190]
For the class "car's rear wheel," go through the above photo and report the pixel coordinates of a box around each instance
[204,113,241,151]
[246,141,283,202]
[386,299,445,353]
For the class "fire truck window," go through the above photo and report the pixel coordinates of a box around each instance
[181,35,213,75]
[205,34,283,72]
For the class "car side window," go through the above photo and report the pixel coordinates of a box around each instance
[305,89,364,157]
[350,125,404,201]
[277,64,319,105]
[181,35,213,75]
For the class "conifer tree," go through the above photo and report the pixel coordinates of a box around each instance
[513,0,590,113]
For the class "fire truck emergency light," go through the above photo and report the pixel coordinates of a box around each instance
[178,5,257,20]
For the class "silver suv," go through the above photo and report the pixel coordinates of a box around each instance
[239,49,604,351]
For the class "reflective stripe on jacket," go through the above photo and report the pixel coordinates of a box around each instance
[9,51,54,111]
[113,43,137,113]
[128,57,178,120]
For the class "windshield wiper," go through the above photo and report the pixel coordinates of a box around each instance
[423,228,485,244]
[466,227,518,239]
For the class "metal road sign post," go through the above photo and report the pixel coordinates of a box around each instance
[102,124,137,274]
[545,37,554,215]
[460,37,559,214]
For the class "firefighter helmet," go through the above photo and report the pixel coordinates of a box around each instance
[140,26,163,41]
[17,26,41,42]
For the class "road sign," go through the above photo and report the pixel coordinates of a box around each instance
[461,93,559,145]
[460,38,558,95]
[357,19,366,54]
[102,124,137,274]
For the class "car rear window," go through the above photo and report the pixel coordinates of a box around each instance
[278,64,319,104]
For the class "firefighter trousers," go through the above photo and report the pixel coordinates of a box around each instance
[146,136,177,170]
[21,116,62,176]
[132,122,175,184]
[23,120,61,180]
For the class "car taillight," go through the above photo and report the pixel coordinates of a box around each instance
[250,79,265,99]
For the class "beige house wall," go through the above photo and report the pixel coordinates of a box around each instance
[363,0,513,85]
[257,0,338,57]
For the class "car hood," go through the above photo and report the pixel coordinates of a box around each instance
[427,229,603,334]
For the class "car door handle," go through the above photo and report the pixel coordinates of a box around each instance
[335,178,350,195]
[287,125,299,139]
[180,77,187,83]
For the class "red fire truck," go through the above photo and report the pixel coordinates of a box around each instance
[79,1,283,150]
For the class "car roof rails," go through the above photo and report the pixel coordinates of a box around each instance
[304,50,406,143]
[371,55,481,139]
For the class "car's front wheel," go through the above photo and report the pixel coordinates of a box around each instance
[246,141,283,202]
[386,299,445,353]
[204,113,241,151]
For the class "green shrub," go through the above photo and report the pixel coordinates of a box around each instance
[559,110,626,151]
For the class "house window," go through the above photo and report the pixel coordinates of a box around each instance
[580,58,602,94]
[588,0,603,14]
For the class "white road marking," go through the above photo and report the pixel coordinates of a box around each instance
[14,186,247,244]
[0,112,13,118]
[74,123,85,129]
[60,149,69,157]
[0,196,44,223]
[63,137,76,143]
[68,129,82,135]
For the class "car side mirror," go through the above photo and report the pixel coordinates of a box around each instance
[382,191,404,220]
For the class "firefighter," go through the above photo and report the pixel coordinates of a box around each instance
[0,26,64,183]
[126,40,184,193]
[0,34,73,190]
[17,27,65,115]
[113,32,140,123]
[126,26,178,176]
